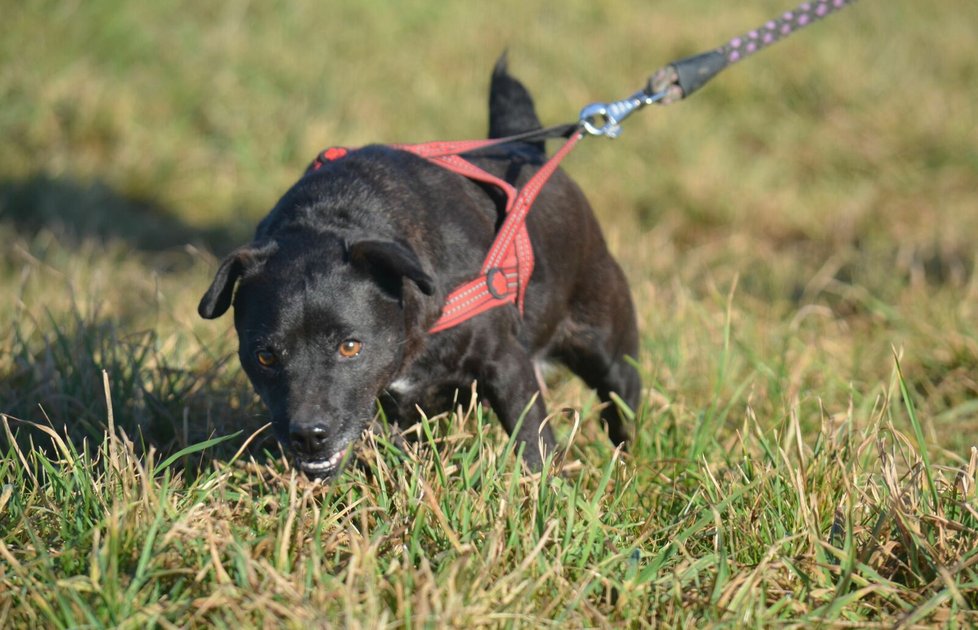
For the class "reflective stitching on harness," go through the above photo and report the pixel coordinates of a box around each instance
[307,131,584,334]
[482,133,581,271]
[440,271,518,314]
[418,134,582,331]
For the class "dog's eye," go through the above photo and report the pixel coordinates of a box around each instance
[338,339,362,358]
[255,349,278,368]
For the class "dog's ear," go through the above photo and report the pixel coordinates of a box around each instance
[198,243,276,319]
[348,239,435,297]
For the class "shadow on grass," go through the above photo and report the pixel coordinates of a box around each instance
[0,172,244,254]
[0,315,282,476]
[0,172,277,473]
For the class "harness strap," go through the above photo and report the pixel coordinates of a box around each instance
[308,129,585,334]
[408,131,584,333]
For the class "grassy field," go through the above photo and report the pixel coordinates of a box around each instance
[2,0,978,626]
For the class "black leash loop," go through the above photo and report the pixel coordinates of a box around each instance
[485,122,581,146]
[581,0,858,138]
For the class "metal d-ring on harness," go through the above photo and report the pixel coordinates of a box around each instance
[580,0,857,138]
[310,0,858,334]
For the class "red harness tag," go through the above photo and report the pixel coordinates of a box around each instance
[308,132,583,333]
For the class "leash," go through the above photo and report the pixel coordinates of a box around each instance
[580,0,858,138]
[310,0,857,333]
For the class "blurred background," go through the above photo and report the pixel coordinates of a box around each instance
[2,0,977,458]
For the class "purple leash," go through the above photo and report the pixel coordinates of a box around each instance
[580,0,858,137]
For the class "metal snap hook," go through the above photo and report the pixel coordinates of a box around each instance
[579,88,669,138]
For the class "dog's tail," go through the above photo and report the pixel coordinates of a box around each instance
[488,53,545,153]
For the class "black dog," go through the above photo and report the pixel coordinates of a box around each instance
[198,58,641,478]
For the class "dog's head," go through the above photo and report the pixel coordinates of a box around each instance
[198,229,435,479]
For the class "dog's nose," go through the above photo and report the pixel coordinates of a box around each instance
[290,424,329,456]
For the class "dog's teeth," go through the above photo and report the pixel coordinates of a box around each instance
[300,448,347,473]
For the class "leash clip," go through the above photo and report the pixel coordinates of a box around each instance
[579,88,667,138]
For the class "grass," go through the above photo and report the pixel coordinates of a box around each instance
[2,0,978,625]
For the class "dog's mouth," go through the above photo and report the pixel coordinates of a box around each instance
[295,446,349,479]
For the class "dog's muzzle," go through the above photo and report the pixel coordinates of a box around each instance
[289,423,349,478]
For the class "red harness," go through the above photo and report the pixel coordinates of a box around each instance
[309,131,584,333]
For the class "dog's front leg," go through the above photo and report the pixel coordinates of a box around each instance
[479,348,557,471]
